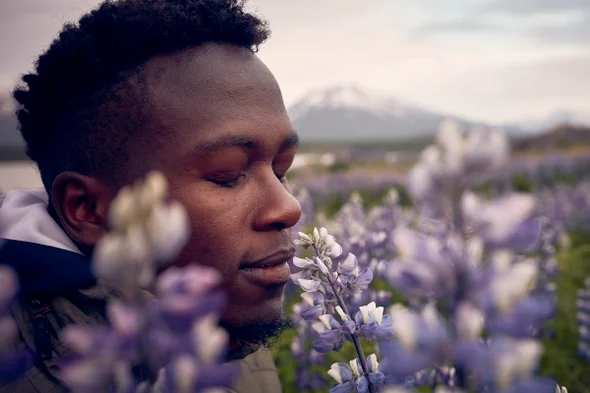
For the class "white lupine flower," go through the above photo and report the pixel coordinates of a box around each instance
[146,201,190,262]
[407,162,433,200]
[92,171,190,288]
[107,301,141,336]
[293,256,314,269]
[107,187,136,232]
[92,234,128,279]
[312,314,334,334]
[456,302,484,340]
[435,119,464,156]
[464,128,509,170]
[513,339,542,378]
[389,304,417,349]
[366,354,379,373]
[494,339,542,389]
[495,351,516,389]
[172,355,198,393]
[466,236,484,267]
[192,316,228,364]
[359,302,384,324]
[490,261,538,312]
[349,358,361,377]
[298,278,321,292]
[327,363,344,384]
[138,171,168,210]
[335,306,349,321]
[489,250,514,272]
[422,302,443,329]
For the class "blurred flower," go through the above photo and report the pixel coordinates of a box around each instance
[577,278,590,363]
[0,265,32,383]
[93,171,190,291]
[60,172,236,393]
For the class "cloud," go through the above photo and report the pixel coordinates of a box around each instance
[481,0,590,16]
[411,18,501,36]
[410,0,589,46]
[528,14,590,45]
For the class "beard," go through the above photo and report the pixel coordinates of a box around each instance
[219,315,295,360]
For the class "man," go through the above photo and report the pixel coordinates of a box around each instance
[0,0,301,392]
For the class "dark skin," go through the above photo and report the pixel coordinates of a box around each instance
[49,43,302,344]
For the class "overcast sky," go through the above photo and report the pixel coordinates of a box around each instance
[0,0,588,124]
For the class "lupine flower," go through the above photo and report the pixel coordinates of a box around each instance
[378,122,559,392]
[0,265,32,383]
[327,354,385,393]
[312,314,346,353]
[93,171,190,292]
[300,291,326,321]
[291,227,382,393]
[289,300,328,392]
[60,172,236,393]
[577,278,590,363]
[354,302,393,341]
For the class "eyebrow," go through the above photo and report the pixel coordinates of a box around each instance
[194,132,300,156]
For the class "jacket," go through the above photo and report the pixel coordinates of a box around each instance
[0,188,282,393]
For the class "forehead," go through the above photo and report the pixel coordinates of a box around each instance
[140,44,292,151]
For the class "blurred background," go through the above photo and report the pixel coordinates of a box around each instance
[1,1,589,392]
[1,0,589,190]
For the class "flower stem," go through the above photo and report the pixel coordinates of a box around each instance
[313,246,376,393]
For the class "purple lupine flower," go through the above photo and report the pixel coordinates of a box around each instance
[312,314,346,353]
[354,302,393,341]
[378,121,560,392]
[577,278,590,363]
[300,291,326,321]
[291,227,382,393]
[0,265,32,383]
[59,171,237,393]
[327,355,385,393]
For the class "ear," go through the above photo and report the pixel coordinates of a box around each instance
[51,171,114,250]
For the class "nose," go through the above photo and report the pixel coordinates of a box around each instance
[252,174,302,231]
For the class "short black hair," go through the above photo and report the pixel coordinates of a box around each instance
[12,0,270,193]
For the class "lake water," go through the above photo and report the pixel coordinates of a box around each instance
[0,161,43,192]
[0,154,322,193]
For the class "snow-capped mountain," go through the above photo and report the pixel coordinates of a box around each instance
[288,85,428,120]
[287,85,519,142]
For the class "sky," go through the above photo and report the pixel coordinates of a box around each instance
[0,0,588,124]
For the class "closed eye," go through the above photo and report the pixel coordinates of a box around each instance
[207,173,245,188]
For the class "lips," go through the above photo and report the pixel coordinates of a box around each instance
[239,248,295,287]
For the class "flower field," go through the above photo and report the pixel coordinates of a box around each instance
[274,120,590,393]
[2,120,590,393]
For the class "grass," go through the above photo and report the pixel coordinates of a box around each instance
[538,232,590,393]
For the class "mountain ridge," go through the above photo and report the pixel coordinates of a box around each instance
[287,84,531,142]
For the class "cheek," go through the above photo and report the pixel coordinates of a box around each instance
[171,187,249,273]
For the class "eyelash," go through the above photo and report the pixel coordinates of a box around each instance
[209,174,245,188]
[208,169,289,189]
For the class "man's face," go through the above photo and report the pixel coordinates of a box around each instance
[132,44,302,334]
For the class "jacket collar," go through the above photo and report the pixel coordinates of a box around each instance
[0,189,95,295]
